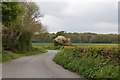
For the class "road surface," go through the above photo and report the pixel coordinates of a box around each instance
[2,50,81,78]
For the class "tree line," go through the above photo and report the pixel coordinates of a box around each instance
[33,31,119,44]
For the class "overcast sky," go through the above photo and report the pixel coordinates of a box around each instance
[36,0,118,34]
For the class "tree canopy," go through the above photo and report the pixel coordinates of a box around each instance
[2,2,46,53]
[2,2,24,26]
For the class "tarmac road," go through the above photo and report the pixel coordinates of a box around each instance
[2,50,81,78]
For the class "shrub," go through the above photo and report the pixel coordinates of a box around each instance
[54,46,120,79]
[53,35,72,46]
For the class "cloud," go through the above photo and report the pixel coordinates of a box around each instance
[60,2,93,17]
[91,22,118,33]
[41,14,66,32]
[37,1,118,34]
[30,0,119,2]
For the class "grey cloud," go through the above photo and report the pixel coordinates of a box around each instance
[37,2,118,34]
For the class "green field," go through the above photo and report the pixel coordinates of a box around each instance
[32,43,54,47]
[32,43,118,47]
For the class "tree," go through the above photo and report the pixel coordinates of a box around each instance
[53,31,66,39]
[33,33,53,43]
[2,2,25,51]
[1,2,24,26]
[13,2,46,52]
[2,2,46,52]
[53,31,72,46]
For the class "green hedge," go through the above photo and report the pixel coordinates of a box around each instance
[54,47,120,80]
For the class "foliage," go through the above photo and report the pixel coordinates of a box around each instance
[33,33,53,43]
[52,31,72,46]
[53,31,66,39]
[1,2,24,26]
[90,34,118,43]
[32,31,119,44]
[53,35,71,46]
[54,46,120,79]
[2,47,47,62]
[2,2,46,53]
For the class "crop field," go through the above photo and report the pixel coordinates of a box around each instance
[72,43,118,46]
[32,43,118,47]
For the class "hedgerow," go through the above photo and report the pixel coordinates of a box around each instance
[54,46,120,80]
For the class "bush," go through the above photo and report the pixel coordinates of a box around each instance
[54,46,120,79]
[53,35,72,46]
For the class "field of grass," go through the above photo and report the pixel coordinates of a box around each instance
[73,43,118,46]
[32,43,118,50]
[32,43,53,47]
[32,43,118,47]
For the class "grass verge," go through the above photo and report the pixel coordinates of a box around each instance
[2,49,47,63]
